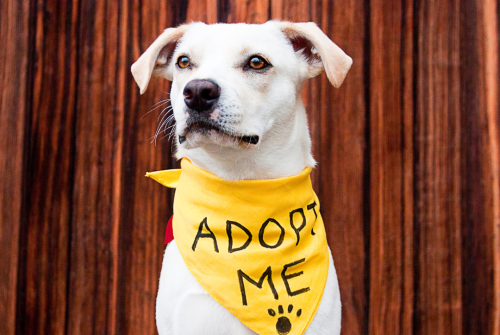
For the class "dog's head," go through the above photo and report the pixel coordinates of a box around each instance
[132,21,351,168]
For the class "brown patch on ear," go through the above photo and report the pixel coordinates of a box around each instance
[131,24,190,94]
[277,21,353,88]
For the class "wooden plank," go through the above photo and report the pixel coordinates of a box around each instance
[481,1,500,332]
[460,0,500,334]
[368,0,414,333]
[18,0,79,334]
[315,1,370,335]
[64,0,123,332]
[0,0,30,334]
[401,1,415,333]
[415,0,463,333]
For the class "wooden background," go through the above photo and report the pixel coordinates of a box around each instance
[1,0,499,334]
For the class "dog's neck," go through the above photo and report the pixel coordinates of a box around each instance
[176,104,315,181]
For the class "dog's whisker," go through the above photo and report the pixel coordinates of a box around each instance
[164,122,176,133]
[156,110,174,134]
[159,133,170,141]
[159,123,177,142]
[140,98,171,127]
[168,124,177,139]
[159,118,175,137]
[157,106,173,122]
[156,113,170,130]
[140,101,169,121]
[154,118,170,144]
[153,112,177,144]
[164,114,175,125]
[162,105,172,113]
[157,114,173,128]
[168,127,177,143]
[159,105,173,115]
[155,121,168,141]
[152,98,170,107]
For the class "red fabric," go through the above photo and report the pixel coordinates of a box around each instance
[165,215,174,245]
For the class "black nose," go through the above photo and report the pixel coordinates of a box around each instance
[183,79,221,113]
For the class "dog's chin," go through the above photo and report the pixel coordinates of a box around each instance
[178,128,259,150]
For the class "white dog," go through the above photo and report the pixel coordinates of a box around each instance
[132,21,352,335]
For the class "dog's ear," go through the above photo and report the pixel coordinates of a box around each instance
[276,21,352,88]
[131,25,189,94]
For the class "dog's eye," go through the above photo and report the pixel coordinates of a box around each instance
[177,56,191,69]
[248,56,268,70]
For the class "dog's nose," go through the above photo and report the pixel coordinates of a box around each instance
[183,79,221,113]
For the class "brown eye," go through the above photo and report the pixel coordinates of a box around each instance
[177,56,190,68]
[249,56,268,70]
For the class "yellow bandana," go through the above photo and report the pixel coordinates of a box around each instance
[147,159,329,335]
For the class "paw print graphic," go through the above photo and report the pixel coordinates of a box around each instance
[267,304,302,335]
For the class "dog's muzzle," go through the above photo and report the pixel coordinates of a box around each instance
[180,79,259,146]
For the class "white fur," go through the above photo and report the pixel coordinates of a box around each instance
[132,21,352,335]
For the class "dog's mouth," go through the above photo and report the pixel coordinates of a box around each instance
[179,118,259,145]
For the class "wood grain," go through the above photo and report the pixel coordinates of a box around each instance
[1,0,499,334]
[460,0,500,334]
[20,0,78,334]
[309,1,369,334]
[226,0,269,23]
[481,1,500,332]
[369,0,414,333]
[0,0,30,335]
[415,1,463,334]
[65,0,124,332]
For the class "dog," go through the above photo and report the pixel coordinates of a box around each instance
[131,21,352,335]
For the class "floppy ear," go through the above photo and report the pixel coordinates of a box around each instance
[131,25,189,94]
[276,21,353,88]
